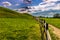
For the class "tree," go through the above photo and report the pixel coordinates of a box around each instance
[53,14,60,18]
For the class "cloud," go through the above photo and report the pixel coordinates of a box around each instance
[43,0,59,2]
[15,3,19,6]
[51,4,60,10]
[29,0,60,13]
[2,1,12,7]
[19,0,23,2]
[19,0,23,3]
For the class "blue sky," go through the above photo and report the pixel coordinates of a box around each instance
[0,0,42,9]
[0,0,60,17]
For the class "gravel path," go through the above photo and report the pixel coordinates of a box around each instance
[49,24,60,39]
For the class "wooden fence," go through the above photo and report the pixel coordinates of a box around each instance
[35,17,51,40]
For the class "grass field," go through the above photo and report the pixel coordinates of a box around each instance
[0,7,41,40]
[0,18,41,40]
[42,18,60,29]
[49,28,60,40]
[40,18,60,40]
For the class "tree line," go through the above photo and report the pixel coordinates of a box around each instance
[53,14,60,18]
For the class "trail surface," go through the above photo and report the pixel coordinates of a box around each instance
[49,24,60,38]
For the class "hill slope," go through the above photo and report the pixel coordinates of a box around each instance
[0,7,40,40]
[0,7,33,18]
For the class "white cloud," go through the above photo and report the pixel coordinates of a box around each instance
[51,4,60,10]
[43,0,59,2]
[15,4,19,6]
[29,0,60,13]
[19,0,23,2]
[19,0,23,3]
[2,1,12,7]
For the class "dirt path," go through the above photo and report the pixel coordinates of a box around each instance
[49,24,60,38]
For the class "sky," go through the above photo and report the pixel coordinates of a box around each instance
[0,0,60,11]
[0,0,42,9]
[0,0,60,17]
[29,0,60,13]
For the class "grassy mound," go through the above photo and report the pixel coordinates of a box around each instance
[0,7,33,18]
[0,7,41,40]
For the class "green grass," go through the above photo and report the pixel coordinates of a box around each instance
[40,18,60,40]
[42,18,60,29]
[0,18,40,40]
[49,28,60,40]
[0,7,33,18]
[0,7,41,40]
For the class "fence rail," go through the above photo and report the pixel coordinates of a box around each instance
[35,17,51,40]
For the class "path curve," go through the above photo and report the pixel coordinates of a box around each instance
[49,24,60,38]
